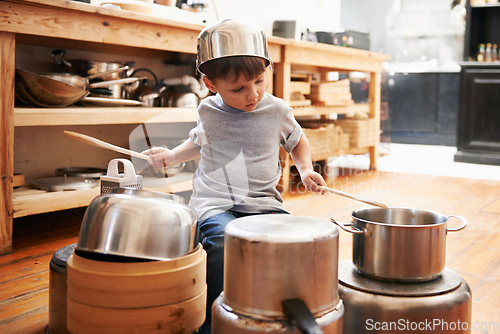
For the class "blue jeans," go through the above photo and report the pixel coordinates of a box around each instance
[198,210,287,333]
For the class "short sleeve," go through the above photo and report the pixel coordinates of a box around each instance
[280,105,303,153]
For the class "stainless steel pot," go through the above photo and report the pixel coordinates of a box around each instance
[223,214,340,318]
[196,19,273,74]
[214,214,343,332]
[76,193,198,261]
[332,207,467,282]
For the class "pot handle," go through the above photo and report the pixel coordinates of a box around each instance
[446,215,467,232]
[282,299,324,334]
[330,218,366,235]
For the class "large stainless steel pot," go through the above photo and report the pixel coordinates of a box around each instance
[214,214,343,332]
[332,208,467,282]
[224,215,340,314]
[76,192,198,261]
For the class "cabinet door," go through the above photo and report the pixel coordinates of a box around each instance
[458,68,500,152]
[388,73,438,133]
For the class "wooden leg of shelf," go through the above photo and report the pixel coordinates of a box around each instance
[0,32,16,255]
[278,149,291,193]
[273,53,291,100]
[368,72,381,170]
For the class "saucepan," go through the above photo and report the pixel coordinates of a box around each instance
[15,68,140,107]
[15,69,88,107]
[331,207,467,282]
[52,49,135,78]
[43,65,140,91]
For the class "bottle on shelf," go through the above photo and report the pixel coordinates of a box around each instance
[493,44,498,62]
[485,43,493,62]
[477,43,485,62]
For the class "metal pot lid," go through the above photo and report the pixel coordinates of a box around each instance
[51,243,77,268]
[31,176,98,192]
[338,260,462,297]
[225,214,338,243]
[55,167,107,179]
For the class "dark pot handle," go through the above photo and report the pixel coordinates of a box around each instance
[446,215,467,232]
[282,299,323,334]
[330,218,366,235]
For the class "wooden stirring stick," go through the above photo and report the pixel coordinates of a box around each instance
[318,186,389,209]
[64,130,151,161]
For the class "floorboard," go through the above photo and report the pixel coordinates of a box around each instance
[0,170,499,333]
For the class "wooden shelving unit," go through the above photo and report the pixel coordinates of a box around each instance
[1,0,389,254]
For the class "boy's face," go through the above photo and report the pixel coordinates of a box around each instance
[203,71,266,112]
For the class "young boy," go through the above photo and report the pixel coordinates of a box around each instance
[143,19,326,330]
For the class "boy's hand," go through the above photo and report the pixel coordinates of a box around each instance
[300,169,327,193]
[142,146,174,170]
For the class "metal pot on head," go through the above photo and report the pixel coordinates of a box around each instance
[332,207,467,282]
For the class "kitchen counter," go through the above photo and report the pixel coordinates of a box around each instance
[0,0,389,255]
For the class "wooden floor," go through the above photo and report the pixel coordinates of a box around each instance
[1,169,499,333]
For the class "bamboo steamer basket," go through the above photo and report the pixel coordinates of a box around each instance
[67,245,206,333]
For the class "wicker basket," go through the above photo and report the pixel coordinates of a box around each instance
[335,118,378,148]
[334,126,350,151]
[300,122,337,161]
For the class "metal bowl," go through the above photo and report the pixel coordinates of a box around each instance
[196,19,272,74]
[76,193,198,261]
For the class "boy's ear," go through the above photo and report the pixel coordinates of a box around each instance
[203,76,217,93]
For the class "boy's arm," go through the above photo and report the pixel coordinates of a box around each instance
[289,134,326,193]
[142,139,201,170]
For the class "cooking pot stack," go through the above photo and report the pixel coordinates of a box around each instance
[334,207,472,334]
[65,189,206,334]
[212,214,345,333]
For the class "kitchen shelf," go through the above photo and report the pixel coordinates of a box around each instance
[471,2,500,8]
[13,172,194,218]
[14,104,369,126]
[14,107,198,126]
[292,103,369,117]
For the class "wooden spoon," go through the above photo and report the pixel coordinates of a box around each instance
[64,130,151,161]
[318,186,389,209]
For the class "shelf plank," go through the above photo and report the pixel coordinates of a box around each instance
[13,172,194,218]
[1,0,202,55]
[13,186,100,218]
[292,103,369,117]
[14,107,198,126]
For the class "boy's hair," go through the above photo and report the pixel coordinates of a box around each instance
[199,56,268,82]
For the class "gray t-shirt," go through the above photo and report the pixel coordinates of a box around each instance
[188,92,303,220]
